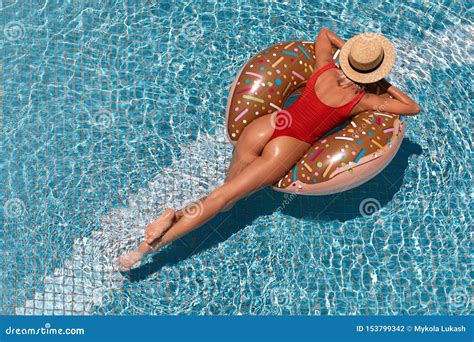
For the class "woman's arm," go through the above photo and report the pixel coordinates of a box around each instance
[314,28,345,70]
[324,28,345,49]
[360,79,422,115]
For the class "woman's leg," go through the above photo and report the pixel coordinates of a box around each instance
[156,136,310,247]
[145,114,276,242]
[117,136,310,271]
[225,114,276,182]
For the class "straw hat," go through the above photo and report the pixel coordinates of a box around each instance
[339,32,396,84]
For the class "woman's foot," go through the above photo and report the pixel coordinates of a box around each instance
[145,208,176,244]
[117,241,161,272]
[117,249,145,272]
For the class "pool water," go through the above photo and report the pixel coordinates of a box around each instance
[1,0,472,315]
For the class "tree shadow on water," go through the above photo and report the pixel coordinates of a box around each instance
[128,139,422,281]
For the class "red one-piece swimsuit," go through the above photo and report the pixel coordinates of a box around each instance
[270,63,365,144]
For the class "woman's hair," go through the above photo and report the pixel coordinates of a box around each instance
[336,68,365,94]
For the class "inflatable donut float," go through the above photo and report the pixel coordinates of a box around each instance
[225,40,406,195]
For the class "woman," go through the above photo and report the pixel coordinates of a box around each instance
[118,28,421,271]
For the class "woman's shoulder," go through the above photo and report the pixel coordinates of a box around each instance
[314,61,337,74]
[310,62,338,85]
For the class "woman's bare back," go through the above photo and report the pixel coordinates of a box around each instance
[313,68,364,115]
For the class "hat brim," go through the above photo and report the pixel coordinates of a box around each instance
[339,34,396,84]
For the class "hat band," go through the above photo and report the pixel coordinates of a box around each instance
[348,51,385,74]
